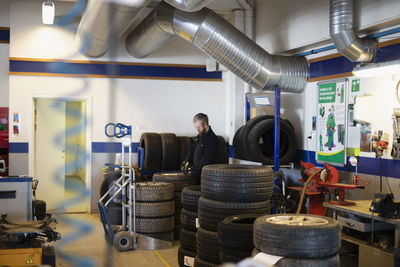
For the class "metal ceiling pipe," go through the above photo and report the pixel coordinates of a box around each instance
[330,0,377,62]
[163,0,213,12]
[76,0,151,58]
[126,4,308,93]
[126,2,176,58]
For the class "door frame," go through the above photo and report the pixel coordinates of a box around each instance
[30,96,92,212]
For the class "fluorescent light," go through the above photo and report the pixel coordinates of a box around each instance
[42,0,55,25]
[352,59,400,78]
[104,0,146,6]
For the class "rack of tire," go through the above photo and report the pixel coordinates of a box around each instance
[252,214,341,267]
[194,164,274,267]
[178,186,201,267]
[153,173,198,240]
[140,133,228,173]
[232,115,297,164]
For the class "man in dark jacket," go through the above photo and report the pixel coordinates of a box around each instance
[183,113,218,176]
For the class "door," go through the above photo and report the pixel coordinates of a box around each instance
[35,99,66,211]
[34,99,87,212]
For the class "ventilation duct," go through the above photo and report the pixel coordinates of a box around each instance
[126,3,308,93]
[163,0,213,12]
[75,0,151,58]
[330,0,377,62]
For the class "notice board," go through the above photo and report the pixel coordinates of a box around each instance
[316,79,348,165]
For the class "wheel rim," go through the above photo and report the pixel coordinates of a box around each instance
[120,237,128,247]
[266,215,329,226]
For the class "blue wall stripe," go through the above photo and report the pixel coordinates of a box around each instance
[310,42,400,79]
[92,142,140,153]
[0,28,10,43]
[9,142,29,153]
[9,59,222,80]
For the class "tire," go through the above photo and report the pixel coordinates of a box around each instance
[232,126,245,159]
[216,136,228,164]
[42,246,56,267]
[100,170,122,204]
[247,119,296,164]
[136,216,174,234]
[201,164,273,182]
[106,206,122,225]
[180,228,197,252]
[220,246,251,263]
[136,201,175,218]
[201,164,274,202]
[33,200,46,220]
[197,227,219,264]
[194,257,219,267]
[252,249,340,267]
[178,246,197,267]
[181,208,198,231]
[140,133,162,170]
[135,182,174,202]
[141,231,173,241]
[175,192,182,208]
[240,115,274,160]
[198,198,270,231]
[201,180,273,203]
[113,231,132,251]
[218,214,258,251]
[178,136,193,164]
[153,172,198,191]
[182,186,201,211]
[174,224,181,241]
[253,214,341,258]
[160,133,179,170]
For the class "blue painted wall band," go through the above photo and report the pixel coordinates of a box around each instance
[9,142,29,153]
[0,28,10,43]
[91,142,139,153]
[9,59,222,81]
[309,42,400,79]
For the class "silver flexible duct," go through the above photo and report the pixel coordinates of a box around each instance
[163,0,213,12]
[126,4,308,92]
[76,0,151,58]
[330,0,377,62]
[126,3,176,58]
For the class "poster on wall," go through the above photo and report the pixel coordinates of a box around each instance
[316,79,348,165]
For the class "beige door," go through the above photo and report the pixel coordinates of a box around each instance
[34,99,87,212]
[35,99,66,211]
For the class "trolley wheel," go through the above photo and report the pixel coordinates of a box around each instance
[113,231,132,252]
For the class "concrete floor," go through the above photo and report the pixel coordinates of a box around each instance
[53,213,179,267]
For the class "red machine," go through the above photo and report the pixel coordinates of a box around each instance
[0,107,9,176]
[288,161,366,216]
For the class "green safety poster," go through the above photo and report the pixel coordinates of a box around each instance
[316,79,348,165]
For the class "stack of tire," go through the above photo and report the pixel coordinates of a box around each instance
[217,214,259,263]
[232,115,296,164]
[140,133,228,173]
[178,186,201,267]
[153,173,198,240]
[112,182,175,251]
[253,214,341,267]
[195,164,273,267]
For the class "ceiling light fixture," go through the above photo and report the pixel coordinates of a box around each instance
[353,59,400,78]
[42,0,55,25]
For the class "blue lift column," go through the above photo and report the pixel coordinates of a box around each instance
[272,87,281,214]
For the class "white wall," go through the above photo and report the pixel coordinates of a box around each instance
[255,0,400,54]
[0,0,9,107]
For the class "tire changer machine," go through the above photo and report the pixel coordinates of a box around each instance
[98,123,172,251]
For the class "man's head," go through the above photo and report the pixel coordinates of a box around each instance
[193,113,210,136]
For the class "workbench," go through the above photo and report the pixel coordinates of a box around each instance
[324,200,399,267]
